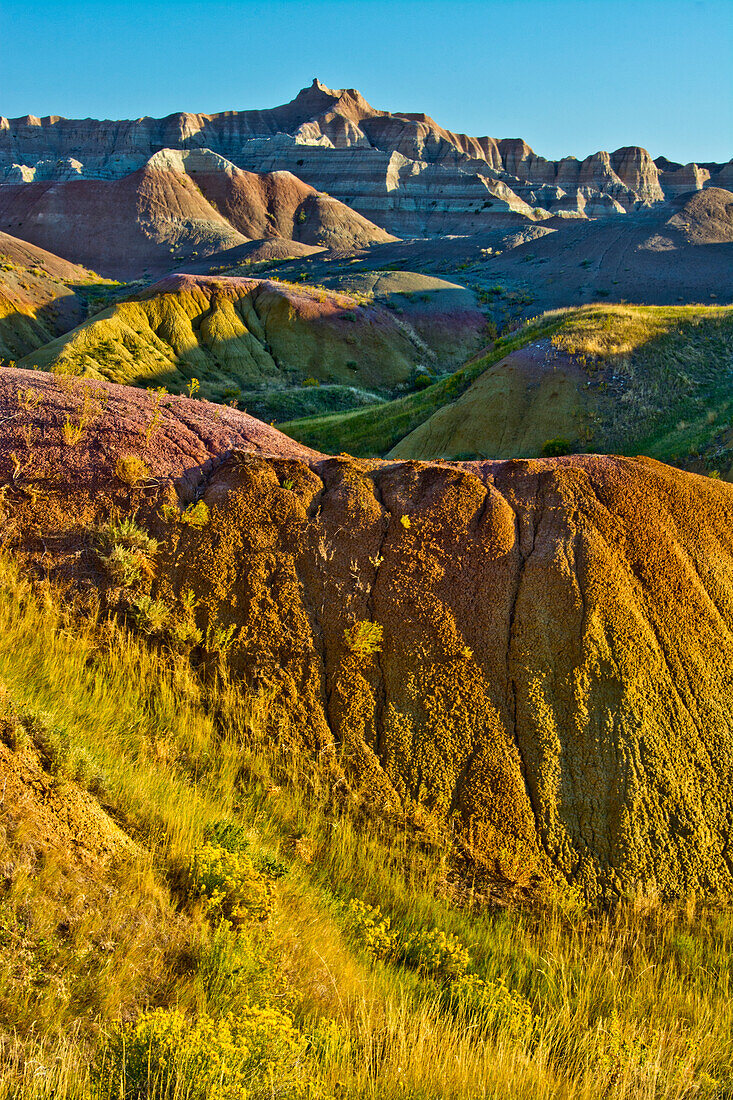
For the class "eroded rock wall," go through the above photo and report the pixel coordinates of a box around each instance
[158,451,733,900]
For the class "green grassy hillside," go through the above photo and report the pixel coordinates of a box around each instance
[279,313,566,456]
[282,304,733,476]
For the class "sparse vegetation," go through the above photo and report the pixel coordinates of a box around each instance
[114,454,151,485]
[344,620,383,656]
[61,413,85,446]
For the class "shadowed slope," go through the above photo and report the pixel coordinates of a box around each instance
[0,231,114,359]
[282,305,733,474]
[2,368,733,900]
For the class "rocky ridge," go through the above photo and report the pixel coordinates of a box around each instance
[3,79,729,242]
[0,147,393,279]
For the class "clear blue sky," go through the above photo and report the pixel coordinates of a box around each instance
[1,0,730,164]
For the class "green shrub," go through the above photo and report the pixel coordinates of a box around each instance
[205,620,238,657]
[130,595,169,635]
[541,437,574,457]
[99,544,149,587]
[97,516,157,556]
[167,615,203,651]
[95,1004,304,1100]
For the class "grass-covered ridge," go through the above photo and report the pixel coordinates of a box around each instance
[0,553,731,1098]
[279,312,567,456]
[282,303,733,472]
[553,303,733,469]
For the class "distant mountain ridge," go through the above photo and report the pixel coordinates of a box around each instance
[2,79,730,239]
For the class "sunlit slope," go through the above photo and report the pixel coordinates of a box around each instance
[390,305,733,472]
[282,305,733,473]
[17,273,435,400]
[3,364,733,900]
[1,551,731,1099]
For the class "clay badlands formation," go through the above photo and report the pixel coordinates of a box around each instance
[0,78,732,901]
[2,78,732,272]
[1,69,733,1098]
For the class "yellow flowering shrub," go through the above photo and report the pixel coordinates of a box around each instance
[398,927,471,982]
[114,454,150,486]
[180,500,211,528]
[95,1005,305,1100]
[342,899,396,961]
[450,974,534,1041]
[189,844,272,924]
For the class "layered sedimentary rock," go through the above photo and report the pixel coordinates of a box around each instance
[3,78,719,249]
[2,366,733,900]
[0,149,393,277]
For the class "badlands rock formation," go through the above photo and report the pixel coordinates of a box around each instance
[19,273,488,394]
[0,148,393,279]
[2,366,733,900]
[0,230,106,359]
[2,79,728,253]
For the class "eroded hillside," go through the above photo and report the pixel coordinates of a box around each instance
[17,272,488,418]
[2,366,732,901]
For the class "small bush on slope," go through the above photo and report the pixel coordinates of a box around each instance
[96,1005,306,1100]
[0,554,730,1099]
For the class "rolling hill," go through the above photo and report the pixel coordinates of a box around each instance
[15,272,489,420]
[0,230,117,360]
[282,303,733,478]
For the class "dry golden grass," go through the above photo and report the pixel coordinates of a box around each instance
[0,554,730,1098]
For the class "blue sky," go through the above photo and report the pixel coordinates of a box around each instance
[1,0,730,163]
